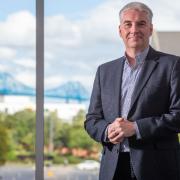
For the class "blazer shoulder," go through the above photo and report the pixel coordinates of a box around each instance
[98,57,124,70]
[147,47,180,63]
[155,50,180,61]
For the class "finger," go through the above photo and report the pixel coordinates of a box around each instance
[109,131,124,143]
[110,136,124,144]
[108,130,118,139]
[108,126,116,136]
[115,117,124,122]
[108,126,123,138]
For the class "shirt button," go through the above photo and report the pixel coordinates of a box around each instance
[116,149,119,154]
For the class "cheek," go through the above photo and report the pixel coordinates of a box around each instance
[142,29,152,38]
[119,30,127,38]
[147,31,153,37]
[147,27,153,36]
[119,29,123,37]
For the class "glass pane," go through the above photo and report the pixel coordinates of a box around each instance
[0,1,35,180]
[44,0,180,179]
[44,0,122,179]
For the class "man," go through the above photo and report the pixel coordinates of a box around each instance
[84,2,180,180]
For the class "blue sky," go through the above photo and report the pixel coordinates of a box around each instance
[0,0,105,19]
[0,0,35,20]
[45,0,105,19]
[0,0,180,90]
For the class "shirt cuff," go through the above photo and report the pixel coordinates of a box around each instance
[103,125,110,142]
[134,121,141,139]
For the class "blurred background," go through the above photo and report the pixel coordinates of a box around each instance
[0,0,179,179]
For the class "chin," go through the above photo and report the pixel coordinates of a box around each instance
[129,45,141,49]
[128,42,144,48]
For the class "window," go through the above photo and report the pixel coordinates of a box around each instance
[43,1,121,179]
[0,1,36,180]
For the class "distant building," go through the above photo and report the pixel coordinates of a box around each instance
[0,95,86,121]
[0,95,35,114]
[151,31,180,56]
[44,101,86,122]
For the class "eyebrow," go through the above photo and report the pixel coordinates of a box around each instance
[123,20,147,24]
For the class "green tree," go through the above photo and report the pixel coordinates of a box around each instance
[45,109,101,151]
[5,109,36,152]
[54,122,71,148]
[44,110,63,148]
[0,120,10,165]
[72,109,85,128]
[69,128,96,149]
[68,110,97,150]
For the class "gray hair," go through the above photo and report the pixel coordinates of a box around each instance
[119,2,153,23]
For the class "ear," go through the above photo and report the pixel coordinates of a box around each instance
[118,25,122,37]
[150,24,153,36]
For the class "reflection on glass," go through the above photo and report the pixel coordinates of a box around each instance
[0,1,35,180]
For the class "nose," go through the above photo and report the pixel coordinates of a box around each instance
[130,23,139,33]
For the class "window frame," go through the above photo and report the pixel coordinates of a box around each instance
[36,0,44,179]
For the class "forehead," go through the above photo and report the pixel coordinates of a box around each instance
[121,9,149,22]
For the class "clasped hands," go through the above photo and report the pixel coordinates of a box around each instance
[107,117,136,144]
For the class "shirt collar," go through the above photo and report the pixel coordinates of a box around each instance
[124,46,149,66]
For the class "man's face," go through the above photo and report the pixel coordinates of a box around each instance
[119,9,153,51]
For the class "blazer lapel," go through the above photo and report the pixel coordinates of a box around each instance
[112,57,125,120]
[128,48,159,118]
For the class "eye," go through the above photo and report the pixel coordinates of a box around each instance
[124,22,132,28]
[137,21,146,27]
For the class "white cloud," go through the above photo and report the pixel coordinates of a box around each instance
[69,75,95,91]
[44,0,180,89]
[43,1,123,86]
[0,64,8,72]
[0,47,17,60]
[0,0,180,90]
[108,0,180,30]
[77,1,120,45]
[52,0,179,89]
[15,72,35,87]
[15,58,35,69]
[45,51,54,60]
[0,11,35,47]
[45,76,67,89]
[45,15,82,48]
[45,74,95,92]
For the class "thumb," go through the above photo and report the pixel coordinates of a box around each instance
[116,117,124,122]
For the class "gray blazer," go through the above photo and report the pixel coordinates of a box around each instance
[85,47,180,180]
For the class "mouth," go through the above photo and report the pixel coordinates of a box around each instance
[128,36,143,42]
[127,33,143,40]
[129,35,142,39]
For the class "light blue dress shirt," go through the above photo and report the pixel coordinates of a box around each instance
[120,46,149,151]
[105,47,149,152]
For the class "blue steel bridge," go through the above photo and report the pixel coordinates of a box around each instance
[0,72,90,102]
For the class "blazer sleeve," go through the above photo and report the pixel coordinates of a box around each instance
[84,66,109,143]
[136,58,180,139]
